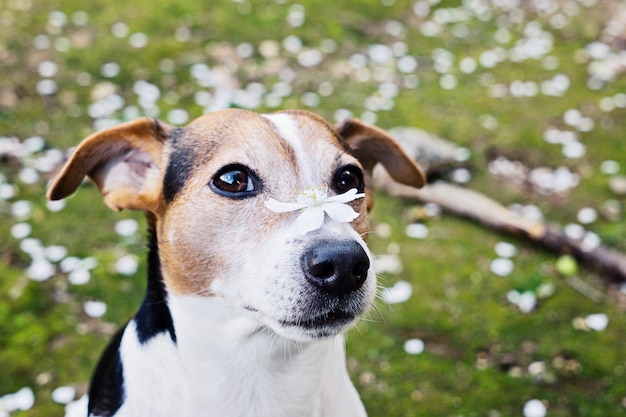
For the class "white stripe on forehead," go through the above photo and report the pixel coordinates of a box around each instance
[262,113,320,187]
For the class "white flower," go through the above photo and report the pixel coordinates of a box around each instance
[264,185,365,235]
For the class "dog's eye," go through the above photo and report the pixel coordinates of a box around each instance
[333,165,364,194]
[210,164,261,198]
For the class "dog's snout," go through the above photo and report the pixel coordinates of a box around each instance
[302,240,370,297]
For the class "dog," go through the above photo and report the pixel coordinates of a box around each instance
[47,109,425,417]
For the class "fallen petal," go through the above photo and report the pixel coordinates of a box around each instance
[585,313,608,331]
[381,280,413,304]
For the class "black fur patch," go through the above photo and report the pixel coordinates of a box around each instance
[162,129,195,204]
[134,219,177,344]
[88,327,125,416]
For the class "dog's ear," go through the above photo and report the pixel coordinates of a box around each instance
[336,118,426,189]
[47,117,173,213]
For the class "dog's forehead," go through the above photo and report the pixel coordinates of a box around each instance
[261,112,349,184]
[164,110,352,203]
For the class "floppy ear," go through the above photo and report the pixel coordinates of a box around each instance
[336,118,426,189]
[47,117,173,213]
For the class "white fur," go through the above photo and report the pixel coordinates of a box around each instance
[263,113,318,187]
[164,295,367,417]
[111,321,185,417]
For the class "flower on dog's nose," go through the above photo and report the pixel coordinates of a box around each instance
[264,185,365,235]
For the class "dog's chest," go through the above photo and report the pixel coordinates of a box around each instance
[109,296,362,417]
[113,321,185,417]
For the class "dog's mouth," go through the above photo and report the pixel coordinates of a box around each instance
[246,304,359,340]
[275,306,364,340]
[280,309,356,330]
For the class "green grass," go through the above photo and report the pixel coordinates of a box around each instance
[1,0,626,416]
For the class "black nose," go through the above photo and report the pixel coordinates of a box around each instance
[301,240,370,297]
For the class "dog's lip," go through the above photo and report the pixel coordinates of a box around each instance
[279,309,356,330]
[243,305,358,336]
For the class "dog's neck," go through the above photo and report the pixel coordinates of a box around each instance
[162,294,362,417]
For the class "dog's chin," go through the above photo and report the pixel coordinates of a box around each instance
[267,310,359,342]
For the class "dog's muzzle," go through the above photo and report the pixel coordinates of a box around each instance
[301,239,370,298]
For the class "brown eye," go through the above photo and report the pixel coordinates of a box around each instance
[333,165,364,194]
[210,164,261,198]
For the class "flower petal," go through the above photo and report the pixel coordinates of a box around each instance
[265,198,306,213]
[322,201,360,223]
[296,207,325,235]
[326,188,365,204]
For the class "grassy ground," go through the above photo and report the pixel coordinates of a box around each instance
[1,0,625,415]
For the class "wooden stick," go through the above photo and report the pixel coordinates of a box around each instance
[375,171,626,283]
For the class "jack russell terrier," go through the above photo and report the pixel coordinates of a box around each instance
[47,109,425,417]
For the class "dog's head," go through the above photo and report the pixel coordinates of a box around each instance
[48,109,424,341]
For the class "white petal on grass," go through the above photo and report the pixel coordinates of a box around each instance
[51,386,76,404]
[397,55,418,73]
[381,280,413,304]
[84,301,107,318]
[20,238,44,258]
[19,167,40,184]
[0,183,16,200]
[115,219,139,237]
[439,74,458,90]
[116,254,139,276]
[374,223,392,239]
[517,291,537,313]
[459,57,477,73]
[585,313,608,331]
[60,256,81,273]
[45,245,68,262]
[68,269,91,285]
[577,207,598,224]
[494,242,517,258]
[404,338,425,355]
[523,399,547,417]
[490,258,514,276]
[81,257,98,270]
[600,160,619,175]
[507,290,538,312]
[36,79,57,95]
[10,222,32,239]
[405,223,429,239]
[562,141,586,159]
[297,49,323,67]
[283,35,303,54]
[374,254,403,275]
[129,32,148,48]
[27,258,55,281]
[167,108,189,125]
[0,387,35,412]
[12,200,33,219]
[38,60,58,77]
